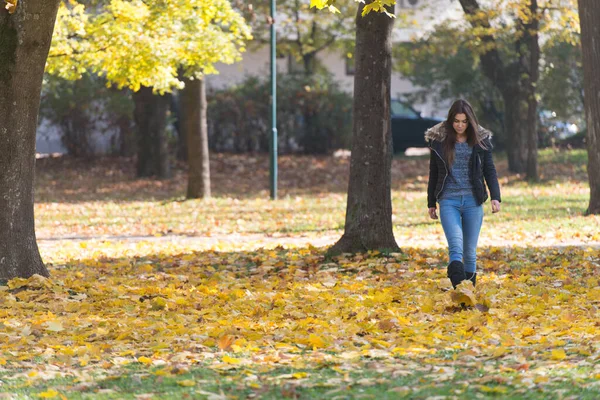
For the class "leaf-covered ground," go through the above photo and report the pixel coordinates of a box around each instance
[0,149,596,398]
[2,243,599,399]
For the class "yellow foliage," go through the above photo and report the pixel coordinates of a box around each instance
[47,0,252,93]
[4,0,17,14]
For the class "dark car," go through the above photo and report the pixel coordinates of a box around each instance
[391,99,444,153]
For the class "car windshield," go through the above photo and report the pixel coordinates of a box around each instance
[391,100,418,118]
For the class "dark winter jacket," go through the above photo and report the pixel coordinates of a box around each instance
[425,122,501,208]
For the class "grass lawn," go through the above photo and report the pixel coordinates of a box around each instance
[0,148,596,399]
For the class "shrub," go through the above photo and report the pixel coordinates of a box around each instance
[207,73,353,154]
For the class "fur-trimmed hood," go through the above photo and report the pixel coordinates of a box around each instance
[424,122,493,143]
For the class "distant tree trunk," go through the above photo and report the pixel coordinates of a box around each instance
[502,88,528,173]
[172,93,187,161]
[523,0,540,181]
[0,0,60,279]
[578,0,600,214]
[182,77,211,199]
[328,2,399,256]
[117,114,136,157]
[133,86,171,178]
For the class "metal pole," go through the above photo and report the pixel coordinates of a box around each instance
[270,0,278,200]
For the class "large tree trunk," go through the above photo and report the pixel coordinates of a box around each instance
[133,86,171,178]
[181,77,211,199]
[0,0,60,279]
[328,2,399,256]
[578,0,600,214]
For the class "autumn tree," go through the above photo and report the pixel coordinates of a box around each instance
[456,0,578,180]
[243,0,355,75]
[0,0,61,279]
[311,0,399,254]
[578,0,600,214]
[48,0,251,194]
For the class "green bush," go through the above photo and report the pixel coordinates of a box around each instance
[40,74,135,156]
[207,73,353,154]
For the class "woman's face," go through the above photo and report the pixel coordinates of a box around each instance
[452,113,469,135]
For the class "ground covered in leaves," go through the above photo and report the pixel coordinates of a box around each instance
[1,243,599,399]
[0,149,596,398]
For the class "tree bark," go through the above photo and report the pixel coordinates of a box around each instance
[133,86,172,179]
[0,1,60,279]
[578,0,600,214]
[328,2,399,256]
[181,77,211,199]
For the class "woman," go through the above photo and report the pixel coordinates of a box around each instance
[425,99,501,289]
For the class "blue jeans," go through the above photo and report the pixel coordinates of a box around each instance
[439,195,484,273]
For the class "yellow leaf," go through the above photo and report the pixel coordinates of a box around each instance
[218,335,235,351]
[137,356,153,365]
[4,0,17,14]
[550,349,566,360]
[309,0,328,9]
[479,385,508,394]
[308,334,326,349]
[292,372,308,379]
[222,355,241,364]
[38,390,59,398]
[150,297,167,310]
[177,380,195,387]
[450,280,477,306]
[45,321,65,332]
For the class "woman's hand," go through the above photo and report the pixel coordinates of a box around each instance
[428,207,438,220]
[491,200,501,213]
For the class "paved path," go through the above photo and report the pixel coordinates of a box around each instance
[37,233,600,251]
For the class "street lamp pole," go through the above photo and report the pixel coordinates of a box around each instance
[270,0,278,200]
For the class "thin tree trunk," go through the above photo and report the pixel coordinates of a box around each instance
[578,0,600,214]
[328,2,399,256]
[524,0,540,181]
[0,0,60,279]
[182,77,211,199]
[133,86,171,179]
[502,90,528,173]
[117,114,136,157]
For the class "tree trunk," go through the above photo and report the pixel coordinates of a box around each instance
[328,2,399,256]
[524,0,540,181]
[182,77,211,199]
[117,114,136,157]
[0,1,60,279]
[172,93,187,162]
[133,86,172,179]
[578,0,600,214]
[502,89,528,173]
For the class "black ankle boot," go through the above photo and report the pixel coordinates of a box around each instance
[465,272,477,286]
[447,261,466,289]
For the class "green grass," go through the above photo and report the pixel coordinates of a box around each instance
[2,363,599,399]
[33,150,598,246]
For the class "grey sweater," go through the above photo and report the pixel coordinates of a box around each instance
[439,142,474,200]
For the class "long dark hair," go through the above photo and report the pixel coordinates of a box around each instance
[443,99,485,166]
